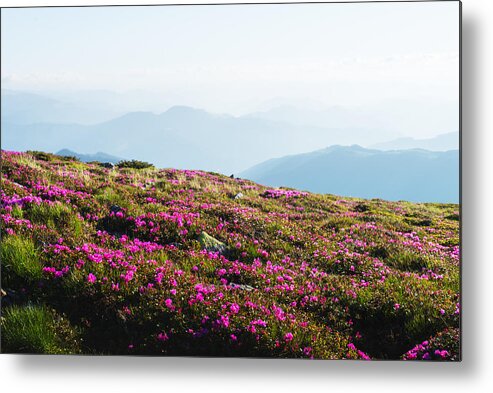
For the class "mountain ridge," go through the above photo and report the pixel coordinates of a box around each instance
[55,149,123,164]
[240,145,459,203]
[2,106,400,175]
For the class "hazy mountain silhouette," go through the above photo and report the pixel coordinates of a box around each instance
[371,131,459,151]
[240,145,459,203]
[56,149,123,164]
[2,106,401,174]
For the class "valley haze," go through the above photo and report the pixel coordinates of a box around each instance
[1,90,459,203]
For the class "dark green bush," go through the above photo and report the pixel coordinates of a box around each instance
[26,150,54,161]
[116,160,154,170]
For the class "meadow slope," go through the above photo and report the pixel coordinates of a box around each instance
[0,151,460,360]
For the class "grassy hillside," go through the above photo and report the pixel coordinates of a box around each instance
[0,150,460,360]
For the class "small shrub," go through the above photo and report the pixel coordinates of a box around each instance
[354,203,370,213]
[445,213,460,221]
[116,160,154,170]
[26,150,54,162]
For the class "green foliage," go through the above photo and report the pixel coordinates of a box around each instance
[0,236,42,286]
[95,186,130,209]
[1,304,81,354]
[116,160,154,170]
[26,150,54,161]
[386,250,436,272]
[25,202,83,236]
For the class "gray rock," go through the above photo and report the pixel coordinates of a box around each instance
[110,205,122,214]
[168,242,183,248]
[198,231,227,254]
[229,282,255,291]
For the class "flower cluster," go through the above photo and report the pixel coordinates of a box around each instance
[0,150,460,359]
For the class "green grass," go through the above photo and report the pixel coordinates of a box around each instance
[26,202,83,236]
[95,186,131,210]
[1,304,81,354]
[0,235,43,286]
[386,250,436,272]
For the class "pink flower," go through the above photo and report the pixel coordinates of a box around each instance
[157,332,169,342]
[217,314,230,328]
[394,303,400,310]
[165,298,173,309]
[194,292,204,302]
[217,268,227,276]
[284,332,294,342]
[87,273,96,283]
[303,347,312,356]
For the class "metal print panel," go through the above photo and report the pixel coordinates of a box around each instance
[0,1,461,360]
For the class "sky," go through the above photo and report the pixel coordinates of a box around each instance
[1,2,459,132]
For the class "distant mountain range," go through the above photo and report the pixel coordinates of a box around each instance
[371,131,459,151]
[240,145,459,203]
[56,149,123,164]
[1,105,400,174]
[1,89,459,202]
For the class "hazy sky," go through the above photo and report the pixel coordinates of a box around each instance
[1,2,459,118]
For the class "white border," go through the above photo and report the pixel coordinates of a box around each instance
[2,1,492,392]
